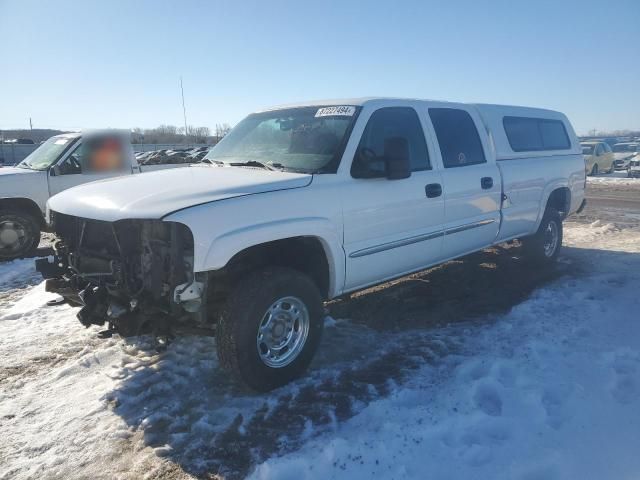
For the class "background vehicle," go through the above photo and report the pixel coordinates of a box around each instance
[612,142,640,169]
[628,158,640,178]
[581,141,615,175]
[39,98,586,391]
[0,132,189,260]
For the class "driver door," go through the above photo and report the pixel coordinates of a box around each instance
[47,140,129,196]
[342,106,445,291]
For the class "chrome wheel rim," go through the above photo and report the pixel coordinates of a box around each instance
[256,296,310,368]
[0,219,28,253]
[543,220,559,258]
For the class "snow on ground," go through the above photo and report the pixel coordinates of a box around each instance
[1,203,640,479]
[587,170,640,186]
[252,221,640,479]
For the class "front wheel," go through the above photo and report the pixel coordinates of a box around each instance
[0,211,41,261]
[590,164,599,176]
[522,210,563,265]
[217,267,324,391]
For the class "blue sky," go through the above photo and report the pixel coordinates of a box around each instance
[1,0,638,134]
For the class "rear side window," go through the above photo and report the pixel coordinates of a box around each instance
[429,108,486,168]
[503,116,571,152]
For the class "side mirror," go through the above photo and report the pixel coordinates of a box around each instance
[384,136,411,180]
[50,165,61,177]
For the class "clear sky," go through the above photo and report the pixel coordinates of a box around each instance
[1,0,638,135]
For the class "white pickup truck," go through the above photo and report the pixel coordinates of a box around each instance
[37,98,586,391]
[0,132,187,260]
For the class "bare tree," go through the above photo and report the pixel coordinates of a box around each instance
[215,123,232,143]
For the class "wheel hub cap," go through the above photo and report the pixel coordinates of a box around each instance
[257,296,310,368]
[0,220,27,252]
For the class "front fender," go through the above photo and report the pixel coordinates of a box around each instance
[166,208,345,298]
[0,171,49,213]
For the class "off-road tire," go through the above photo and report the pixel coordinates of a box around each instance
[522,209,563,265]
[217,267,324,391]
[0,211,41,261]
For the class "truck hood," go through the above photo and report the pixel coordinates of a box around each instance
[47,165,312,222]
[0,166,38,177]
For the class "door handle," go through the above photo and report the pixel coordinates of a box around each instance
[425,183,442,198]
[481,177,493,189]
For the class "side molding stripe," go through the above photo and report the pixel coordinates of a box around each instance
[443,218,496,236]
[348,219,496,258]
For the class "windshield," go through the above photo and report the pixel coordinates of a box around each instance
[581,144,595,155]
[204,106,360,173]
[613,144,638,153]
[17,136,77,170]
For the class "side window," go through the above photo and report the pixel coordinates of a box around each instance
[538,120,571,150]
[595,144,604,156]
[429,108,486,168]
[57,144,83,175]
[352,107,430,177]
[603,143,612,153]
[503,116,570,152]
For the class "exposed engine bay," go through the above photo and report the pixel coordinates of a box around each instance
[36,212,209,339]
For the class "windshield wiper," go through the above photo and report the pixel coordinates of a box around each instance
[200,158,224,166]
[229,160,283,171]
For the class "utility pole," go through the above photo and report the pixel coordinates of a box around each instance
[180,76,188,143]
[29,117,33,131]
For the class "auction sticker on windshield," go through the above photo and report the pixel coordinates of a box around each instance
[315,106,356,117]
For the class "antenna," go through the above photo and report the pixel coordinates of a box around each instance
[180,76,188,142]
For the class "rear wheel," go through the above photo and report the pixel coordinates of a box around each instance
[522,209,563,265]
[590,164,599,176]
[0,211,41,261]
[217,267,324,391]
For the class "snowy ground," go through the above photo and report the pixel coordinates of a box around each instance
[1,181,640,480]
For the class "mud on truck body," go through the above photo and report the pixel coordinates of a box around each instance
[37,98,586,391]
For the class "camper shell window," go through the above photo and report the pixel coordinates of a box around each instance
[503,116,571,152]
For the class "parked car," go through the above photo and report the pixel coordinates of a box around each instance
[37,98,586,391]
[628,158,640,178]
[0,132,189,260]
[581,141,615,175]
[612,142,640,169]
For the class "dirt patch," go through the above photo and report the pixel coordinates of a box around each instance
[329,243,574,331]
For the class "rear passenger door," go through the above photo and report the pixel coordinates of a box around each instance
[428,107,501,259]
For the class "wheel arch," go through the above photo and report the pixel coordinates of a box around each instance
[221,236,333,299]
[535,184,571,230]
[195,218,345,299]
[0,197,45,227]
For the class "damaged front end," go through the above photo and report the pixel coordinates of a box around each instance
[36,212,209,338]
